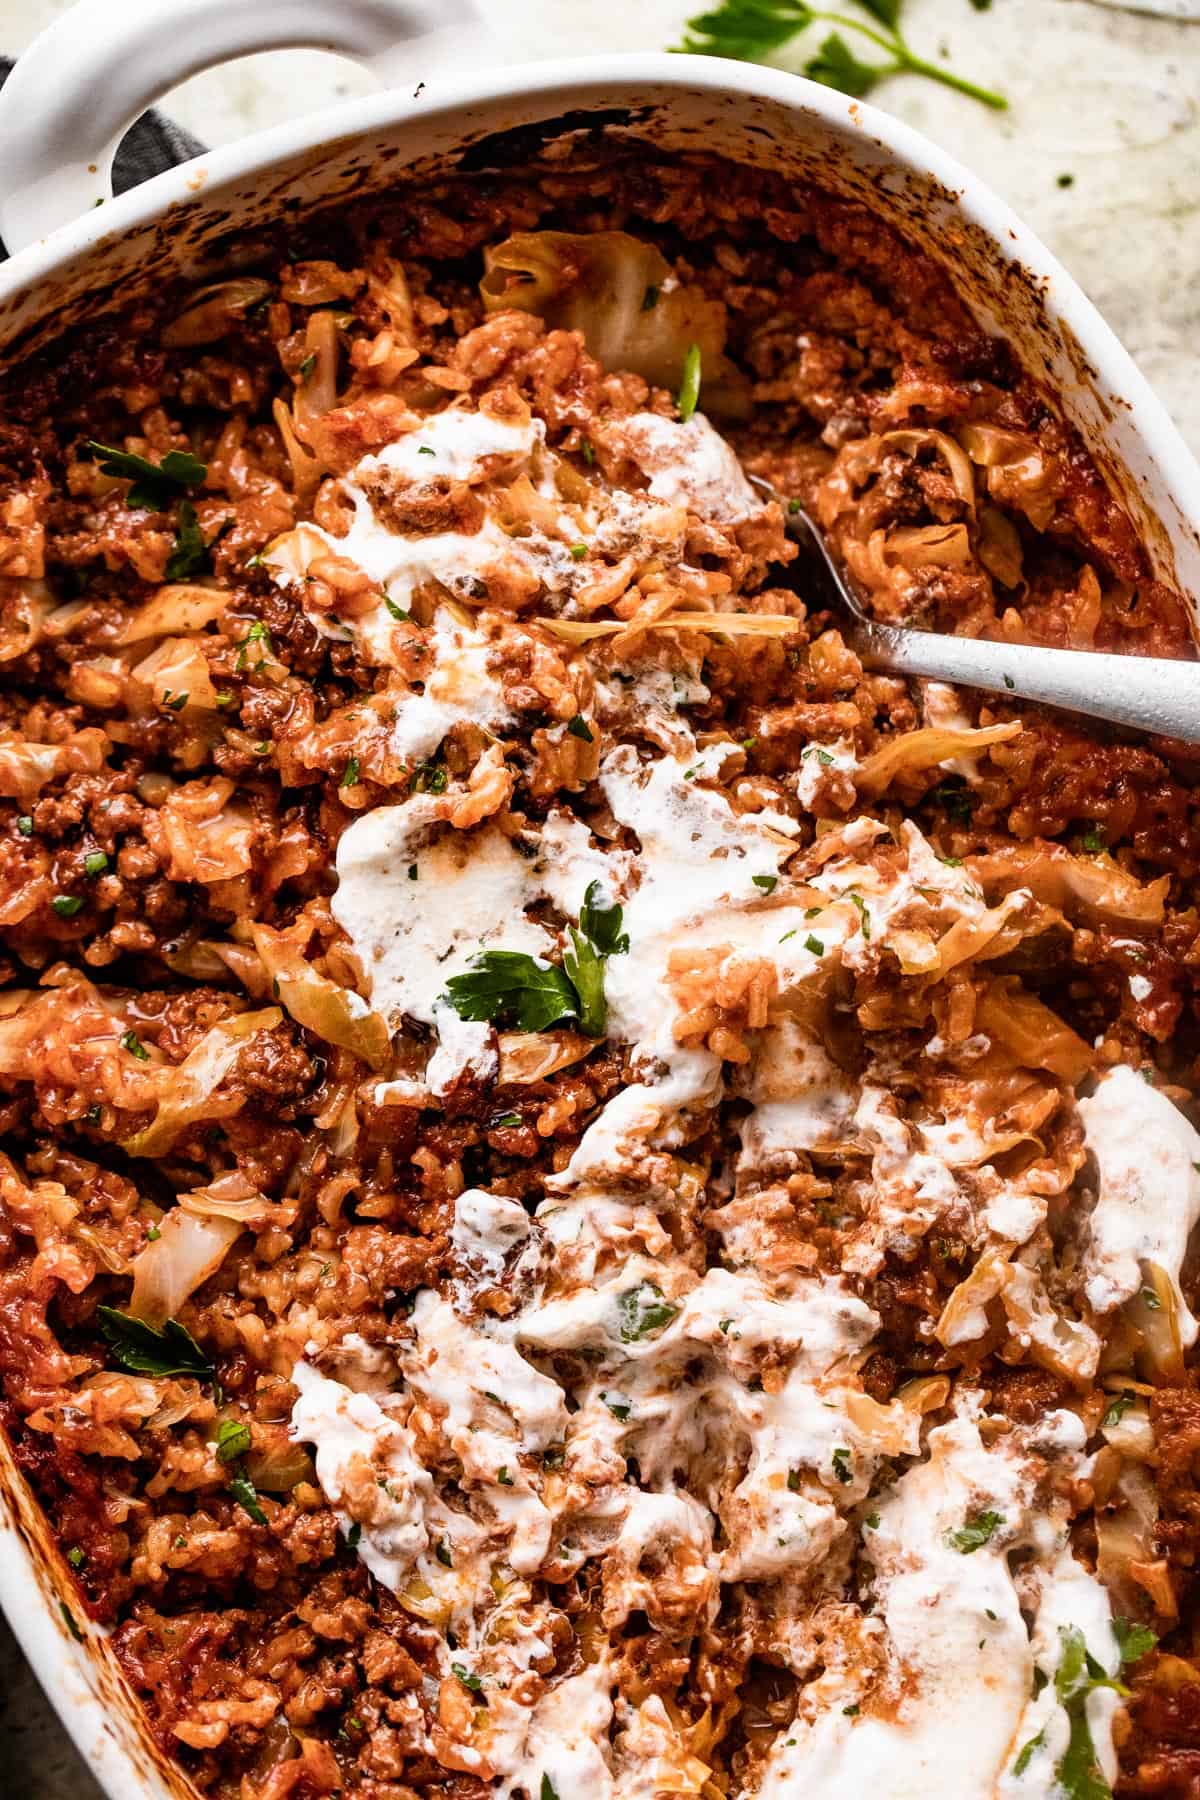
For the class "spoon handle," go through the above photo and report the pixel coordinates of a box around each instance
[854,622,1200,744]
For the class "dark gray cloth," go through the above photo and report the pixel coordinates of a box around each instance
[0,55,204,259]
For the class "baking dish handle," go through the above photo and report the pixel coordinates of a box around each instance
[0,0,477,257]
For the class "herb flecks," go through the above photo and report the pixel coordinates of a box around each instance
[617,1281,680,1342]
[675,0,1006,111]
[945,1509,1004,1554]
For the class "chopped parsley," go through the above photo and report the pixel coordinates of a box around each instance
[385,597,411,620]
[674,0,1006,110]
[60,1602,84,1643]
[52,895,83,917]
[83,850,109,877]
[436,1537,453,1567]
[341,755,361,788]
[17,815,33,836]
[617,1281,679,1342]
[235,619,273,671]
[603,1394,632,1421]
[848,891,871,940]
[347,1522,362,1548]
[66,1546,86,1569]
[1113,1617,1157,1666]
[945,1509,1004,1554]
[677,341,702,423]
[1013,1731,1043,1777]
[298,352,317,380]
[804,933,825,957]
[1081,823,1107,854]
[930,779,975,823]
[408,863,418,881]
[120,1029,150,1060]
[496,1467,513,1487]
[214,1418,252,1464]
[87,439,207,510]
[417,444,436,456]
[831,1447,852,1485]
[409,759,448,794]
[752,874,778,893]
[97,1308,214,1380]
[567,714,594,741]
[165,498,209,581]
[1101,1392,1133,1429]
[229,1467,268,1525]
[493,1112,522,1129]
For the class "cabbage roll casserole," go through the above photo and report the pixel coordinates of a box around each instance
[2,140,1199,1800]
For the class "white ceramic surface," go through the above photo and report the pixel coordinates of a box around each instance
[1,4,1200,1798]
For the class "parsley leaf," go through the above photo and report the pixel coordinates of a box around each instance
[445,952,580,1033]
[945,1509,1004,1554]
[98,1308,214,1380]
[215,1418,252,1464]
[87,439,207,510]
[1112,1618,1157,1666]
[541,1778,560,1800]
[1013,1731,1044,1777]
[1101,1392,1133,1429]
[165,499,209,581]
[930,779,975,822]
[617,1282,679,1342]
[579,880,630,956]
[446,881,627,1038]
[831,1447,853,1484]
[677,342,702,422]
[563,930,607,1036]
[228,1466,268,1525]
[673,0,1006,109]
[806,30,880,95]
[677,0,815,59]
[566,713,594,742]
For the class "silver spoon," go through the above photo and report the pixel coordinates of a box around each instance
[751,478,1200,744]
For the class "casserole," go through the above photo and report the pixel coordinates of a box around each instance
[2,5,1200,1799]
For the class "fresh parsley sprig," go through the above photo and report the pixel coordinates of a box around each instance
[676,0,1007,111]
[444,880,628,1037]
[86,439,208,511]
[1013,1625,1131,1797]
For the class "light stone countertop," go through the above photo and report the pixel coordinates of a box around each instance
[0,0,1198,1795]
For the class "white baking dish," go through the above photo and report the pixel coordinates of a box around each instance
[1,2,1199,1794]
